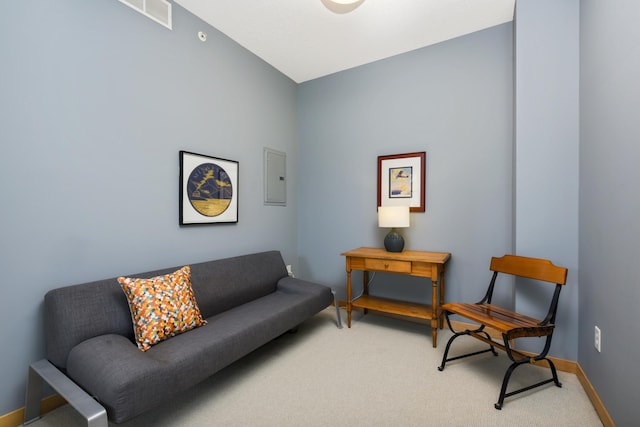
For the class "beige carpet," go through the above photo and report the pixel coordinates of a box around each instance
[25,307,602,426]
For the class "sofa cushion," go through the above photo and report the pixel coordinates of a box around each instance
[118,266,206,351]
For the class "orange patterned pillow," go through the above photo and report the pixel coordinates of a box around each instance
[118,266,207,351]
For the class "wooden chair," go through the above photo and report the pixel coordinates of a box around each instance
[437,254,568,410]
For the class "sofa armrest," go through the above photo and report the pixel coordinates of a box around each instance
[276,276,329,294]
[25,359,107,427]
[277,277,341,328]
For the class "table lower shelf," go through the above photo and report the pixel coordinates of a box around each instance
[351,295,434,320]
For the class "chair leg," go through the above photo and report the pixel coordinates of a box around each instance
[547,358,562,388]
[495,335,562,410]
[494,357,562,410]
[438,313,497,371]
[495,358,524,410]
[438,331,467,371]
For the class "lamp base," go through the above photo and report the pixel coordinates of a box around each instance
[384,229,405,252]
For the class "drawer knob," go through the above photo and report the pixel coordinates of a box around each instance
[384,263,389,269]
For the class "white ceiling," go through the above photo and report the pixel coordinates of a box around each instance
[174,0,515,83]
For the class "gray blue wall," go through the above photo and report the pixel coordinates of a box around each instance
[580,0,640,424]
[514,0,580,359]
[297,23,514,311]
[0,0,298,415]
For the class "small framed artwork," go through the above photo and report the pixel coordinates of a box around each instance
[180,151,239,225]
[377,151,426,212]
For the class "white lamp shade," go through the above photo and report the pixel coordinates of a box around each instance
[378,206,410,228]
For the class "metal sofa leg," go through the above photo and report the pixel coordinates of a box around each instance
[332,290,343,329]
[24,359,108,427]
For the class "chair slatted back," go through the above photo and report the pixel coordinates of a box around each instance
[490,255,567,285]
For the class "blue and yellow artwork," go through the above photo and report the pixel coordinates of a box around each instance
[389,166,413,198]
[187,163,233,217]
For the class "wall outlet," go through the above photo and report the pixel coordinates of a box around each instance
[594,326,601,352]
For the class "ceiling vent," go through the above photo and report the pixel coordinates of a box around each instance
[118,0,172,30]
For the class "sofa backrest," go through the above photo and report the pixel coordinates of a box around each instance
[190,250,286,317]
[44,251,288,370]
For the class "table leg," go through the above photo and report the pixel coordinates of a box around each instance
[431,277,438,347]
[347,269,352,328]
[439,265,446,329]
[362,270,369,315]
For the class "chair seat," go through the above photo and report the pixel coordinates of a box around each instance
[442,302,554,337]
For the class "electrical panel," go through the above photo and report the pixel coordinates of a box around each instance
[264,148,286,206]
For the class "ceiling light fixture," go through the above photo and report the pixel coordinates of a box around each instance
[321,0,366,14]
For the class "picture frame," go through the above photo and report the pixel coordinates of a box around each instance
[179,151,239,225]
[377,151,426,212]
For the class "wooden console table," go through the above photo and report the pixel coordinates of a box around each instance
[341,247,451,347]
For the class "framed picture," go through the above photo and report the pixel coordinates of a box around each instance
[377,151,426,212]
[180,151,239,225]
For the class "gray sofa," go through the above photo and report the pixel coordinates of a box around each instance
[24,251,335,426]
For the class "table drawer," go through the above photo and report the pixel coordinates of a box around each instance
[364,258,412,273]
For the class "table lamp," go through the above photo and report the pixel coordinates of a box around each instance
[377,206,410,252]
